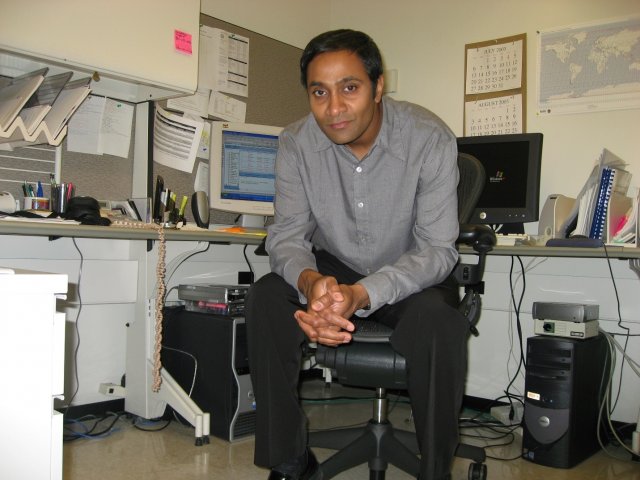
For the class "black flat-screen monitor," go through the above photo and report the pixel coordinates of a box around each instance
[457,133,543,233]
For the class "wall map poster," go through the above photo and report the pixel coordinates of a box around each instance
[464,34,526,136]
[537,16,640,115]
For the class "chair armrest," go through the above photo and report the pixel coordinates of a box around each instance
[457,224,496,253]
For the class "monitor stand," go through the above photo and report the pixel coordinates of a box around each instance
[238,214,266,229]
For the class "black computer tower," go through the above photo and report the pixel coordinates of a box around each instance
[162,306,256,441]
[522,334,608,468]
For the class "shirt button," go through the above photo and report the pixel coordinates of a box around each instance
[356,166,363,173]
[357,202,364,208]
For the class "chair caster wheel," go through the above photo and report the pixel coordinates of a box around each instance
[468,462,487,480]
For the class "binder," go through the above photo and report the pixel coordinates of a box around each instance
[589,167,613,239]
[589,166,632,240]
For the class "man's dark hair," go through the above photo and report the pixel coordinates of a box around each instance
[300,29,383,91]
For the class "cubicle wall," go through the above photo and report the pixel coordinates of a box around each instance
[0,15,307,408]
[153,13,309,226]
[1,14,307,225]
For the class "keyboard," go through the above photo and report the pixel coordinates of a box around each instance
[496,234,530,246]
[351,319,393,343]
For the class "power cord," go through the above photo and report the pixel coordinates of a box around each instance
[63,237,84,414]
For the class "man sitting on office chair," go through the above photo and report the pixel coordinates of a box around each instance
[245,29,468,480]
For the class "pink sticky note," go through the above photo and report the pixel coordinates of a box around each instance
[174,30,193,55]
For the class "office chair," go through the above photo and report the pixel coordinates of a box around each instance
[308,152,496,480]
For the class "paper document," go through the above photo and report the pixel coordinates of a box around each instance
[167,88,211,118]
[99,98,134,158]
[153,105,203,173]
[199,26,249,98]
[67,95,105,154]
[208,91,246,122]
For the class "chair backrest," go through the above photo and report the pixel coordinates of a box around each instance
[457,152,485,224]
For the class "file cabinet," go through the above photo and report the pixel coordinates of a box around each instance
[0,268,68,480]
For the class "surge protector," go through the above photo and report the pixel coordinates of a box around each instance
[491,404,523,426]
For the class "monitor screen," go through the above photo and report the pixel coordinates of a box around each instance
[456,133,543,231]
[209,122,282,227]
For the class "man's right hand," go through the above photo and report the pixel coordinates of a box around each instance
[295,269,369,346]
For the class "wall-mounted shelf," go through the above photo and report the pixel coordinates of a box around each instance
[0,0,200,104]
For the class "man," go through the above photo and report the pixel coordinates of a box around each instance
[246,29,468,480]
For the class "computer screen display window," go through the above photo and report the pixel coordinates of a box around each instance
[210,122,282,228]
[457,133,543,234]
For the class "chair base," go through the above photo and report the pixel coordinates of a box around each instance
[309,419,420,480]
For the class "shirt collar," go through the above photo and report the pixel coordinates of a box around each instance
[307,96,408,162]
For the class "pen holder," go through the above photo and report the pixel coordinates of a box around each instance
[51,184,74,214]
[24,197,50,211]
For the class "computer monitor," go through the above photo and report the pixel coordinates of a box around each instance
[209,121,282,228]
[456,133,543,234]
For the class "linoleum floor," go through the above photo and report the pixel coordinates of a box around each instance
[63,379,639,480]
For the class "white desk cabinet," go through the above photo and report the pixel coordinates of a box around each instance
[0,268,68,480]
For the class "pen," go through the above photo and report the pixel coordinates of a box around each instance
[22,181,28,197]
[36,181,43,197]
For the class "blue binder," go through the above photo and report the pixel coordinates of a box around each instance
[589,167,614,239]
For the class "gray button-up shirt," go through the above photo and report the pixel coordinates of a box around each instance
[266,96,459,314]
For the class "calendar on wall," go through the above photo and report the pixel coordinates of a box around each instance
[463,33,526,136]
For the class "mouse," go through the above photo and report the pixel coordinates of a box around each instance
[191,191,210,228]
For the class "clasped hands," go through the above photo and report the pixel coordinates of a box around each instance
[295,269,370,347]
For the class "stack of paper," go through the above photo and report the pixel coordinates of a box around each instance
[0,69,91,147]
[568,148,633,240]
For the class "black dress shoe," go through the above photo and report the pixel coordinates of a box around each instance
[268,449,321,480]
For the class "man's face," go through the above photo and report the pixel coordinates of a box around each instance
[306,50,384,157]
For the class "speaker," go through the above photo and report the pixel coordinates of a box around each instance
[162,307,255,441]
[538,194,576,238]
[522,334,608,468]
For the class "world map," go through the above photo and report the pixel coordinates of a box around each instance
[538,17,640,114]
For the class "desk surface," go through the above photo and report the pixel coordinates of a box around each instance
[459,243,640,259]
[1,220,639,259]
[0,220,264,245]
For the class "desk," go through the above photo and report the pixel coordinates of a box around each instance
[0,220,264,245]
[1,222,638,430]
[459,243,640,259]
[459,242,640,424]
[0,220,265,444]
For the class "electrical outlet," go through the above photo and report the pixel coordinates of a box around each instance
[99,382,125,397]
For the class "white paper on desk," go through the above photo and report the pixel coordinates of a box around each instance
[153,105,203,173]
[199,26,249,98]
[167,88,211,118]
[67,95,105,154]
[208,91,246,122]
[99,98,133,158]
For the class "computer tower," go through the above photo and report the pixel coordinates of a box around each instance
[162,306,256,441]
[522,334,608,468]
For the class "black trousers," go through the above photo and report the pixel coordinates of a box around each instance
[245,250,469,480]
